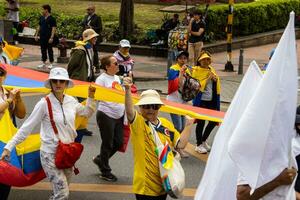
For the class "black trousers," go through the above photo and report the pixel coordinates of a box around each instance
[196,100,218,146]
[295,154,300,192]
[40,37,54,63]
[96,111,123,174]
[93,39,100,70]
[0,183,11,200]
[135,194,167,200]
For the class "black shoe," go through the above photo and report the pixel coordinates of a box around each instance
[100,173,118,182]
[82,129,93,136]
[93,156,101,167]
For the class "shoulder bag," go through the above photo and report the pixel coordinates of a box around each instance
[45,96,83,174]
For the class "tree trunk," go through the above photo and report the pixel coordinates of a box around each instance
[119,0,134,38]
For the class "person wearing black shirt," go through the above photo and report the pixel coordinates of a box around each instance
[34,4,57,69]
[82,5,103,74]
[188,10,205,65]
[155,14,179,45]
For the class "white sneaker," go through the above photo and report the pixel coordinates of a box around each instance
[195,144,207,154]
[47,64,53,69]
[203,141,211,152]
[37,63,46,68]
[178,149,189,158]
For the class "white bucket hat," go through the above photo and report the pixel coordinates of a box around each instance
[119,39,131,48]
[136,89,164,106]
[82,29,99,42]
[44,67,74,89]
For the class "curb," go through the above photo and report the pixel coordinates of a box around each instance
[17,28,300,58]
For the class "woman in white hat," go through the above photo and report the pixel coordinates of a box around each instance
[124,76,194,200]
[1,67,96,199]
[113,39,134,77]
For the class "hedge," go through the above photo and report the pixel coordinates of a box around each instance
[201,0,300,41]
[0,0,299,44]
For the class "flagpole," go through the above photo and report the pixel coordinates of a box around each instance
[224,0,234,71]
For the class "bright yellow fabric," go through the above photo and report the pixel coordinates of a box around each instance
[170,63,181,71]
[0,109,41,155]
[3,41,24,60]
[188,65,221,94]
[75,100,88,130]
[130,111,180,196]
[3,84,223,122]
[75,41,87,47]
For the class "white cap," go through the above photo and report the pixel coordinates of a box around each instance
[119,39,131,48]
[44,67,74,89]
[136,89,164,106]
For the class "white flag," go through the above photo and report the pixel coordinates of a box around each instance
[228,11,298,199]
[194,61,263,200]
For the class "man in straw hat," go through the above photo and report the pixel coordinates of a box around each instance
[67,28,98,136]
[67,28,99,83]
[123,75,194,200]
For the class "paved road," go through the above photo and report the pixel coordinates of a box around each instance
[8,94,218,200]
[6,40,300,199]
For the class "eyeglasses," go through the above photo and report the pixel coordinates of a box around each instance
[51,79,67,84]
[141,104,161,110]
[113,62,118,66]
[0,70,6,77]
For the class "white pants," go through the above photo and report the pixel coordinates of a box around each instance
[40,151,73,200]
[188,41,203,66]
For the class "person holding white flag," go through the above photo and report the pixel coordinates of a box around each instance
[227,11,298,200]
[194,61,264,200]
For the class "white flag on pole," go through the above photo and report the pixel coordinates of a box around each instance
[228,11,298,199]
[194,61,263,200]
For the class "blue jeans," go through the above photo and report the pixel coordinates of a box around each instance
[170,114,186,132]
[167,50,178,69]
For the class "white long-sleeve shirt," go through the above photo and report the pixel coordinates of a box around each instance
[5,93,96,153]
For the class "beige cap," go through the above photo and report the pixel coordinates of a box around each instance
[82,29,99,42]
[136,89,164,106]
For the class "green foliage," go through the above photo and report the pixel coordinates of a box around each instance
[200,0,300,41]
[1,0,299,44]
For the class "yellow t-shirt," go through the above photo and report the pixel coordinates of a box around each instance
[130,111,180,196]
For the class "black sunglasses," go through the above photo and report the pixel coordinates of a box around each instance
[141,104,161,110]
[51,79,67,84]
[0,70,6,77]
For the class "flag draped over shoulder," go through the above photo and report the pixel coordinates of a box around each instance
[0,110,45,186]
[228,12,298,199]
[194,61,263,200]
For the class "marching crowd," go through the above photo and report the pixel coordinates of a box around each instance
[0,2,299,200]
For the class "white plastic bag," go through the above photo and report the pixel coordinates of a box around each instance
[151,124,185,199]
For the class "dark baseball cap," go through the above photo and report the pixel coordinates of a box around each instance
[176,51,189,59]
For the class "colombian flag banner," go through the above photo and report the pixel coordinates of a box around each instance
[0,64,224,187]
[0,110,45,187]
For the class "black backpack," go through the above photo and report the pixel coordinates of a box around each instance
[179,73,201,102]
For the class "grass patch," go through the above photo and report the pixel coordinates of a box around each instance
[17,0,166,30]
